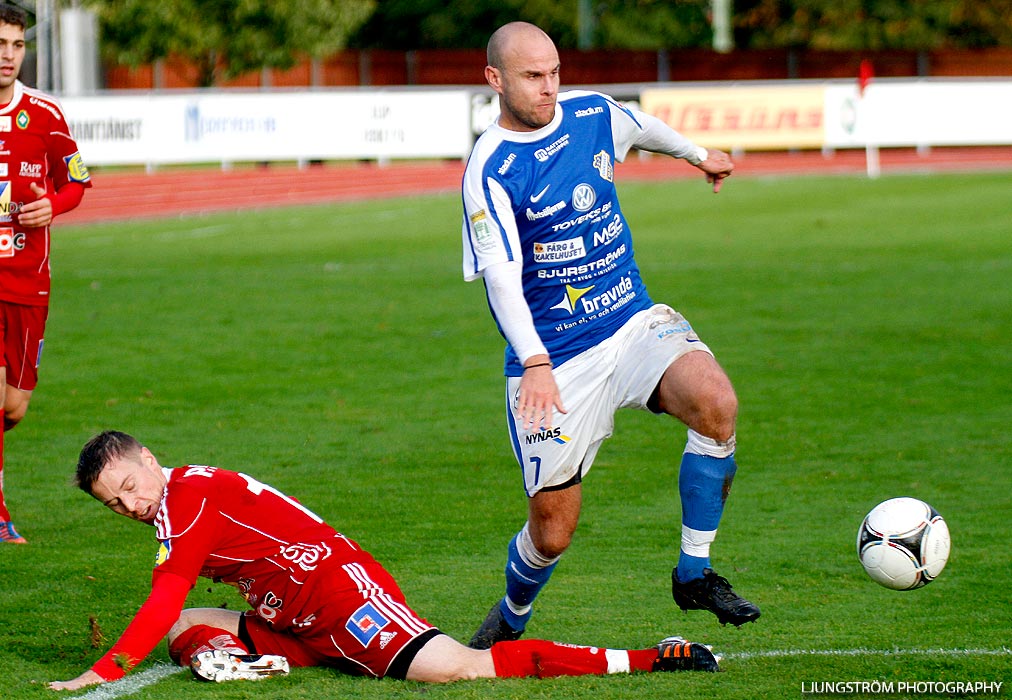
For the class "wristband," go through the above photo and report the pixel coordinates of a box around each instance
[523,362,553,370]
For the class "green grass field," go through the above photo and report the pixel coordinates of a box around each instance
[2,171,1010,700]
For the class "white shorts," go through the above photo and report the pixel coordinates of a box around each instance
[505,304,713,496]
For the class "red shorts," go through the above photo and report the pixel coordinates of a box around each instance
[0,301,48,391]
[238,551,439,679]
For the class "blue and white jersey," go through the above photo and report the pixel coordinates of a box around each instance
[462,90,655,375]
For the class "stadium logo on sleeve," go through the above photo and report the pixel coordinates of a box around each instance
[346,602,390,647]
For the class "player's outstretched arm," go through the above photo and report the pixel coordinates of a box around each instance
[48,572,192,691]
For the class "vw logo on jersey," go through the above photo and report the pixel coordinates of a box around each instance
[572,184,596,212]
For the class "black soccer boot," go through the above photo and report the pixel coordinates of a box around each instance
[653,636,721,672]
[671,567,761,627]
[468,601,524,649]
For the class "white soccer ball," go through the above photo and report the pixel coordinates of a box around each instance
[856,497,950,590]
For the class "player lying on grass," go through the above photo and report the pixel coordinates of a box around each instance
[48,431,719,690]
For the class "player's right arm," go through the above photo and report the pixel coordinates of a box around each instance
[48,571,193,690]
[483,260,566,430]
[461,148,566,429]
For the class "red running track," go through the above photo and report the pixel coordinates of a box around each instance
[61,146,1012,226]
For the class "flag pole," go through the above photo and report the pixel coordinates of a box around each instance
[858,59,880,178]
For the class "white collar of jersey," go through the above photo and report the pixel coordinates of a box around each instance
[492,101,563,143]
[0,80,23,114]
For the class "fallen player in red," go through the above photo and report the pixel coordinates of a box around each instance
[49,431,719,690]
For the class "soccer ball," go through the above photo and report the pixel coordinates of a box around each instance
[856,497,950,590]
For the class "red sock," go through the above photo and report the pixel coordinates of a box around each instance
[168,625,249,667]
[491,639,660,678]
[0,408,9,522]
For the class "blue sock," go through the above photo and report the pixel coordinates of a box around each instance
[501,530,558,631]
[676,451,737,583]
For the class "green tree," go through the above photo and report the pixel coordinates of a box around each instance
[735,0,1011,49]
[350,0,712,50]
[87,0,375,87]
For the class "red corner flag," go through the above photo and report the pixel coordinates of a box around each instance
[858,59,874,96]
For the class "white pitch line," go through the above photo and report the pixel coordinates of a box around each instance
[67,648,1012,698]
[77,664,184,700]
[724,647,1012,661]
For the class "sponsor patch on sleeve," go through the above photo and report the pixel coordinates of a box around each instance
[64,152,91,183]
[155,539,172,567]
[345,602,390,647]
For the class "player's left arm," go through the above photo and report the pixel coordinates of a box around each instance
[17,181,86,229]
[610,100,734,193]
[48,571,192,691]
[19,125,92,228]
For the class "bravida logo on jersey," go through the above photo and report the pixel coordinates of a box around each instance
[346,602,390,647]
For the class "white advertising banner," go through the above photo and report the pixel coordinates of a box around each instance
[823,81,1012,148]
[57,81,1012,166]
[61,90,474,166]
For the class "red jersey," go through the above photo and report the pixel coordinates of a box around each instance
[154,465,363,632]
[91,465,435,682]
[0,80,92,305]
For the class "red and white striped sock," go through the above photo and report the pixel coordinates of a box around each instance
[168,625,249,667]
[491,639,657,678]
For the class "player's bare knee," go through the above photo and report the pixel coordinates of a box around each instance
[167,609,203,643]
[3,394,30,427]
[167,607,238,644]
[530,524,573,559]
[695,387,737,443]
